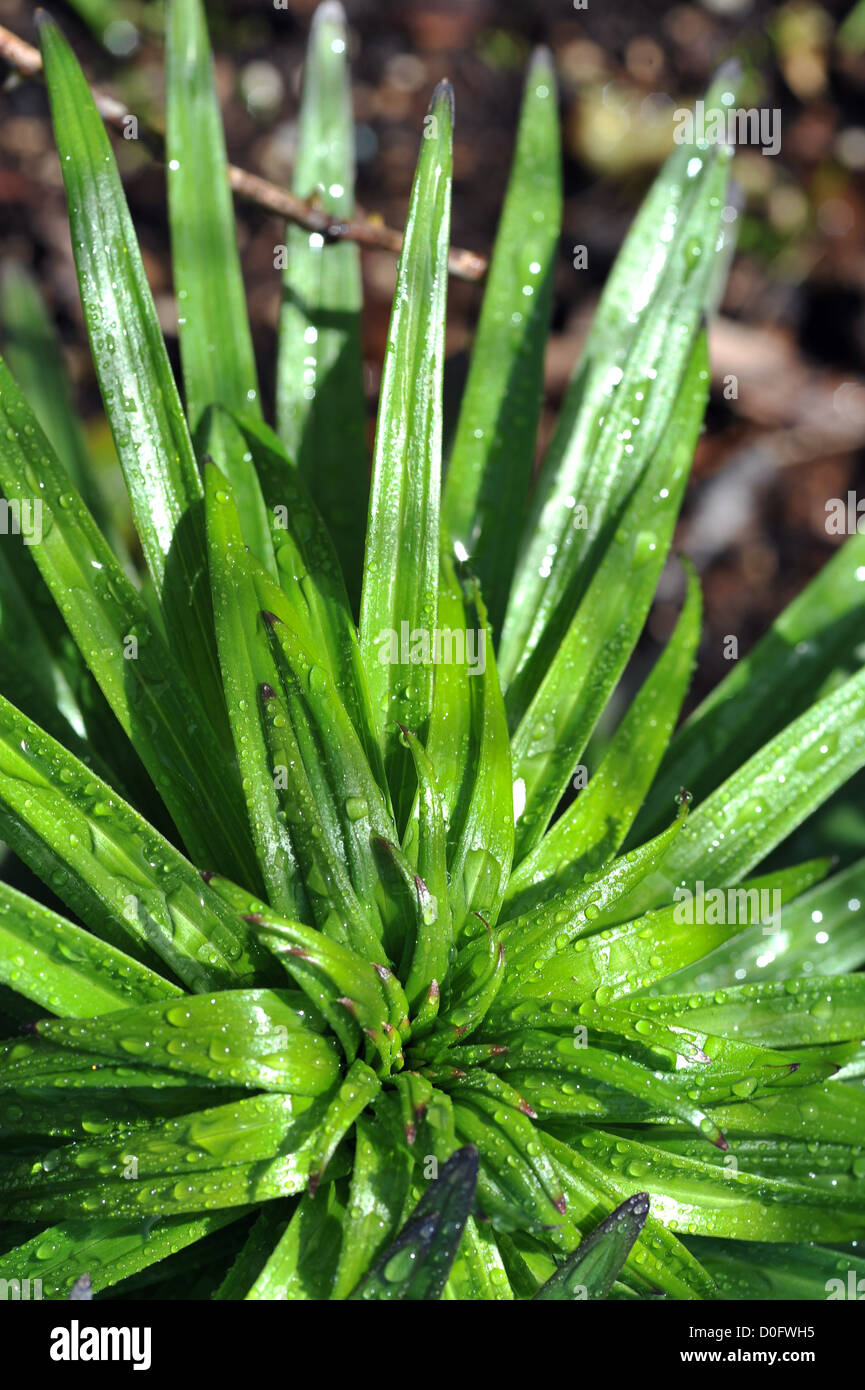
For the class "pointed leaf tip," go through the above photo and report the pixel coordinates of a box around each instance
[312,0,347,26]
[429,79,455,119]
[529,44,555,74]
[453,1142,479,1172]
[534,1192,651,1300]
[625,1192,651,1218]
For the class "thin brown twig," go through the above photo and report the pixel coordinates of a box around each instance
[0,19,488,282]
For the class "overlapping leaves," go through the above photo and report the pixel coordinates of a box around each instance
[0,2,861,1304]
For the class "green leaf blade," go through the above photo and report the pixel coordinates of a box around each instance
[508,559,701,915]
[534,1192,649,1300]
[0,694,272,990]
[165,0,272,568]
[359,82,453,817]
[38,15,224,728]
[613,665,865,923]
[276,0,368,608]
[0,359,259,885]
[499,126,734,705]
[348,1145,479,1301]
[442,48,561,634]
[205,466,305,916]
[0,880,180,1017]
[634,531,865,842]
[509,333,710,857]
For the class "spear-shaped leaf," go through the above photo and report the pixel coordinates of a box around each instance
[0,1091,352,1222]
[634,531,865,841]
[359,82,453,819]
[0,1212,247,1301]
[499,87,735,706]
[165,0,272,568]
[442,47,561,634]
[0,360,259,885]
[507,558,701,915]
[205,466,305,916]
[231,412,385,792]
[0,263,107,523]
[348,1145,478,1300]
[34,989,342,1095]
[534,1193,650,1300]
[0,694,272,989]
[610,665,865,923]
[38,15,225,727]
[509,334,709,857]
[665,856,865,991]
[331,1103,414,1298]
[276,0,367,608]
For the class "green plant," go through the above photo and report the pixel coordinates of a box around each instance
[0,0,862,1302]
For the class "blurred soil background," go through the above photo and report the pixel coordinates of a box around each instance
[0,0,864,860]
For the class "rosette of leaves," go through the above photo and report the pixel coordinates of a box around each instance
[0,1,862,1302]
